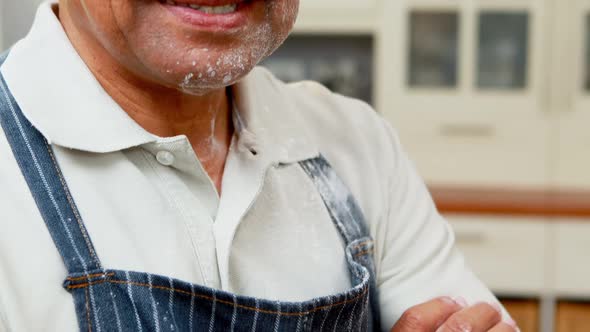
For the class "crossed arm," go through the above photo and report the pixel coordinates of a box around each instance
[391,297,518,332]
[372,120,518,332]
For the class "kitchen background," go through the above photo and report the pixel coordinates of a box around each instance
[2,0,590,331]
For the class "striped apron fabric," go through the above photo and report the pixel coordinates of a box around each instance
[0,51,382,332]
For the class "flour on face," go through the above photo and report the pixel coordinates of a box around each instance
[172,0,299,95]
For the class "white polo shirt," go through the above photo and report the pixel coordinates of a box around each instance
[0,2,503,331]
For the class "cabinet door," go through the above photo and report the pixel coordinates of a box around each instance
[556,302,590,332]
[448,216,548,294]
[379,0,551,187]
[553,0,590,189]
[554,221,590,296]
[500,299,540,332]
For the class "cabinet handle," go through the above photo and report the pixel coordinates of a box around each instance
[455,232,487,244]
[439,124,495,138]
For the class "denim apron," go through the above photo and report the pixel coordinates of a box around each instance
[0,52,382,332]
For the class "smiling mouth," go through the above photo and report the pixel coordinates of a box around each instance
[159,0,244,14]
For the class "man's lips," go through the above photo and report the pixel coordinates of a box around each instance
[160,0,249,11]
[159,0,255,29]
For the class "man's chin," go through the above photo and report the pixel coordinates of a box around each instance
[135,65,246,96]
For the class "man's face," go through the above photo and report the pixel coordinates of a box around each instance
[63,0,299,94]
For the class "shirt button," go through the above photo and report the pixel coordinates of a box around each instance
[156,150,175,166]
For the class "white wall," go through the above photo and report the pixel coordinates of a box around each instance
[1,0,44,51]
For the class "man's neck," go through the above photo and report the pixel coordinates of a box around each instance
[58,6,233,194]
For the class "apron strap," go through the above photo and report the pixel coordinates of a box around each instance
[0,51,102,274]
[299,155,370,243]
[299,155,382,331]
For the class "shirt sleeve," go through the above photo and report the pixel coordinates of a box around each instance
[375,121,508,331]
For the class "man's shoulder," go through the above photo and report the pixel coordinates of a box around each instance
[252,67,400,223]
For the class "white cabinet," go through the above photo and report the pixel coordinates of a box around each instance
[554,220,590,297]
[447,216,590,300]
[448,216,549,295]
[288,0,590,191]
[276,0,590,190]
[444,215,590,332]
[379,0,552,187]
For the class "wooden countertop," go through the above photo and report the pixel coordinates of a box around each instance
[429,186,590,218]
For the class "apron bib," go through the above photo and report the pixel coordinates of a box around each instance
[0,51,382,332]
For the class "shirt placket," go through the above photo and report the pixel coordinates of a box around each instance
[141,139,222,289]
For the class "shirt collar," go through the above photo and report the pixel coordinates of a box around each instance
[0,1,318,164]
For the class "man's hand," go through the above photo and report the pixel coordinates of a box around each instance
[391,297,519,332]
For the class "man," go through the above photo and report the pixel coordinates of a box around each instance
[0,0,518,331]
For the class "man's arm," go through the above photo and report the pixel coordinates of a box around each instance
[375,120,512,331]
[391,297,516,332]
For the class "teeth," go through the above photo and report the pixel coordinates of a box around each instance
[165,1,238,14]
[189,4,237,14]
